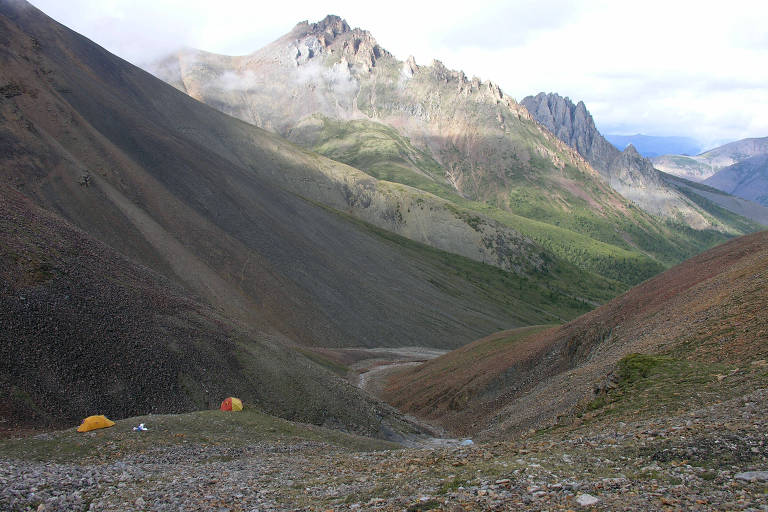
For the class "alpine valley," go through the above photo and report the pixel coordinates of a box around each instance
[1,3,767,511]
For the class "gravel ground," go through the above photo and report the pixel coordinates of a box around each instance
[2,389,768,511]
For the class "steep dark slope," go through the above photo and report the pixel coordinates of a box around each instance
[0,0,609,350]
[0,185,418,436]
[384,230,768,438]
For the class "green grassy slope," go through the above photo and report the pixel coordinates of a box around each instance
[327,206,626,323]
[291,116,757,285]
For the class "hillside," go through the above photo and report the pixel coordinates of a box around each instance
[653,136,768,182]
[662,172,768,225]
[705,153,768,206]
[654,137,768,206]
[0,185,420,437]
[0,0,625,360]
[147,16,763,285]
[383,229,768,438]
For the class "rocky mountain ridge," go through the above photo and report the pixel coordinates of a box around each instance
[520,93,617,176]
[520,92,732,228]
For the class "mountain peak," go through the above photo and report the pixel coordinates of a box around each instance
[287,15,387,70]
[293,14,351,41]
[310,14,350,36]
[623,143,641,157]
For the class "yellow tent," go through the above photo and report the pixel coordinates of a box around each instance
[77,415,115,432]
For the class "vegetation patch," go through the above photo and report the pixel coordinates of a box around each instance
[438,476,470,494]
[309,197,623,324]
[581,352,767,423]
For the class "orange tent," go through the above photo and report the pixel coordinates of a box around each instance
[220,397,243,411]
[77,415,115,432]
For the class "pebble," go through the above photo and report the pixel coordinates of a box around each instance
[576,493,600,506]
[734,471,768,482]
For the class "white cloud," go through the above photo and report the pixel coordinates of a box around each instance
[28,0,768,149]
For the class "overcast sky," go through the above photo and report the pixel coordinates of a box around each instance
[30,0,768,150]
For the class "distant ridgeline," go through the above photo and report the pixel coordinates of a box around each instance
[653,136,768,207]
[604,134,703,158]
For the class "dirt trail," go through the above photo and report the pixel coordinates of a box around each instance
[354,346,447,398]
[359,361,422,397]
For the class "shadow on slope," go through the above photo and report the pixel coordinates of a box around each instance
[0,185,420,438]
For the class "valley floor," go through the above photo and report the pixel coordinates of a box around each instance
[2,389,767,511]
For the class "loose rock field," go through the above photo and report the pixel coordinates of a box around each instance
[2,389,767,511]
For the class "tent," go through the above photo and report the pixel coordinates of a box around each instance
[77,415,115,432]
[220,397,243,411]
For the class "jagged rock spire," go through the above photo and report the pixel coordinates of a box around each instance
[309,15,350,37]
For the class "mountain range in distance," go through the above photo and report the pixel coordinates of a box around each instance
[604,133,705,158]
[653,137,768,207]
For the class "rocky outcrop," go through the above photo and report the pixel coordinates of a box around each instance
[521,93,716,225]
[289,15,389,72]
[607,144,661,187]
[606,145,693,219]
[521,92,617,179]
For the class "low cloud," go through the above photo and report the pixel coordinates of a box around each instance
[295,59,359,97]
